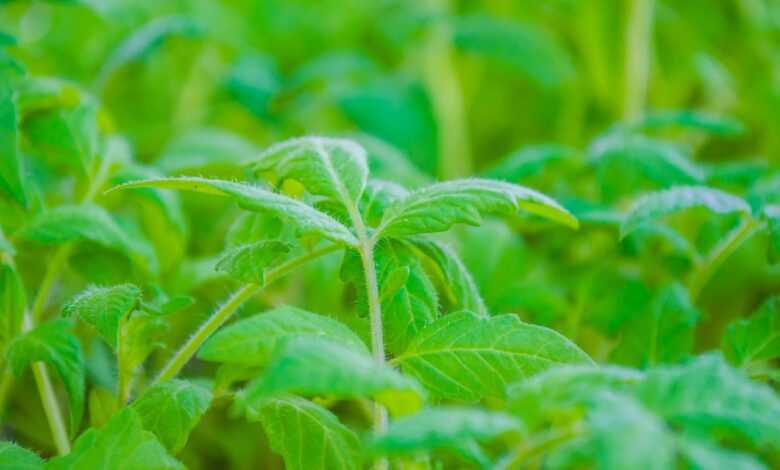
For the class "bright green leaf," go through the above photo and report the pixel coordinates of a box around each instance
[46,408,183,470]
[244,395,361,470]
[108,177,358,246]
[242,336,424,416]
[722,296,780,370]
[378,178,578,239]
[198,305,367,366]
[395,311,592,402]
[0,442,43,470]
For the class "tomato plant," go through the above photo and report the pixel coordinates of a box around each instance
[0,1,779,469]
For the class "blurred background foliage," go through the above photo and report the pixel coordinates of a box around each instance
[1,0,780,468]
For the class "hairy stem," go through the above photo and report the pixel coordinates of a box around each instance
[689,217,764,301]
[153,244,340,384]
[359,241,389,435]
[623,0,655,120]
[23,313,71,455]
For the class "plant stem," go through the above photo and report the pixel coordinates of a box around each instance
[688,217,764,302]
[23,313,71,455]
[31,244,73,322]
[152,244,340,384]
[358,241,389,436]
[623,0,655,120]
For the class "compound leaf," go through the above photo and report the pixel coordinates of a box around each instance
[7,320,85,436]
[198,305,367,366]
[395,311,592,402]
[242,336,424,416]
[621,186,750,238]
[108,177,358,246]
[244,395,361,470]
[62,284,141,349]
[130,379,212,453]
[377,178,577,238]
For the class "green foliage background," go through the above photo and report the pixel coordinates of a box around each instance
[0,0,779,469]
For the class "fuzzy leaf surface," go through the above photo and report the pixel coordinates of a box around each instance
[395,311,592,401]
[108,177,358,246]
[62,284,141,349]
[378,178,577,238]
[244,396,361,470]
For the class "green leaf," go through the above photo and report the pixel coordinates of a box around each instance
[215,240,293,284]
[548,392,675,470]
[410,239,487,316]
[679,437,767,470]
[244,395,361,470]
[356,134,432,189]
[507,365,643,429]
[96,16,203,89]
[368,407,522,455]
[23,100,100,173]
[610,283,700,367]
[0,442,43,470]
[631,110,744,135]
[395,311,592,402]
[341,240,439,355]
[722,296,780,370]
[249,136,368,210]
[453,15,574,89]
[19,204,156,272]
[621,186,751,238]
[377,178,578,239]
[14,76,80,116]
[242,336,424,416]
[199,305,366,366]
[484,144,576,182]
[46,408,183,470]
[590,135,704,196]
[108,177,358,246]
[156,128,257,174]
[0,79,26,205]
[0,262,26,349]
[635,354,780,450]
[130,379,213,453]
[360,179,409,227]
[7,320,85,436]
[62,284,142,349]
[112,163,188,235]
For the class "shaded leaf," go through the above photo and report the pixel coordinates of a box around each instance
[484,144,576,182]
[621,186,750,238]
[131,379,212,453]
[0,79,26,205]
[156,128,257,174]
[215,240,292,284]
[8,320,84,436]
[62,284,141,349]
[722,296,780,370]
